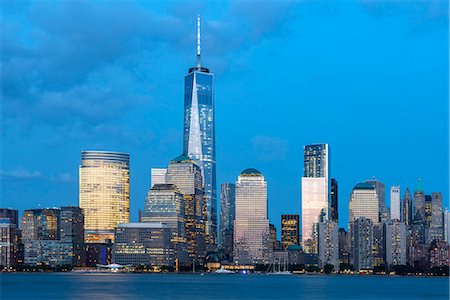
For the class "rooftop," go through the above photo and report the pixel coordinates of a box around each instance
[353,182,375,190]
[240,168,262,176]
[170,154,192,163]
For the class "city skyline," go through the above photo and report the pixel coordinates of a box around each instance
[1,1,448,232]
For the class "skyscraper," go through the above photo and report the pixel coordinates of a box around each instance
[353,217,374,271]
[365,178,385,218]
[384,221,407,267]
[349,183,379,225]
[318,221,339,270]
[413,178,425,221]
[60,206,85,266]
[166,154,206,262]
[330,179,338,222]
[234,168,270,264]
[402,188,413,225]
[140,183,188,265]
[183,16,217,249]
[281,214,300,250]
[428,192,443,243]
[390,186,401,221]
[219,183,235,260]
[0,209,19,269]
[301,144,329,254]
[79,151,130,243]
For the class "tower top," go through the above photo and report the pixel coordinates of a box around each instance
[197,15,201,70]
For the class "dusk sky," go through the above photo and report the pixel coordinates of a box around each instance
[1,0,448,232]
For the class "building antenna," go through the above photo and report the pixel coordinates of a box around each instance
[197,14,201,70]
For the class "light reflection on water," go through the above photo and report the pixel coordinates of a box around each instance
[1,273,448,300]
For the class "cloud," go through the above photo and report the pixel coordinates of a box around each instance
[358,0,448,32]
[1,1,299,141]
[251,135,289,162]
[0,168,42,179]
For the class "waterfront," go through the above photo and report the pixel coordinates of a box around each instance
[1,273,448,300]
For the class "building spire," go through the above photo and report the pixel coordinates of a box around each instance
[197,15,201,70]
[415,177,423,192]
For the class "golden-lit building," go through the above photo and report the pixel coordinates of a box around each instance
[79,151,130,243]
[281,214,300,250]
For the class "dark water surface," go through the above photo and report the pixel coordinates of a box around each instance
[1,273,448,300]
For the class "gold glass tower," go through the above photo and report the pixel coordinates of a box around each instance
[79,151,130,243]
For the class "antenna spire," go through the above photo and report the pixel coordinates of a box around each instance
[197,15,201,70]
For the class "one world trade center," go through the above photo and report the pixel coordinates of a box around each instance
[183,16,217,249]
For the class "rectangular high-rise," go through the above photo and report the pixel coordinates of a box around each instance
[390,186,401,221]
[219,183,235,260]
[234,168,271,264]
[183,17,217,249]
[301,144,329,254]
[330,179,338,222]
[281,214,300,250]
[167,154,206,262]
[79,151,130,243]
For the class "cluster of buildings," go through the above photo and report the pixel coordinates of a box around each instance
[1,17,449,273]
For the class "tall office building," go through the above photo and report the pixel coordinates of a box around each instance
[79,151,130,243]
[349,183,379,225]
[402,188,413,225]
[353,217,374,271]
[413,178,425,221]
[0,209,19,269]
[318,221,339,270]
[21,207,84,267]
[219,183,235,260]
[183,16,217,249]
[365,178,385,214]
[281,214,300,250]
[150,168,167,187]
[301,144,329,253]
[113,223,173,267]
[234,168,271,264]
[426,192,443,243]
[59,206,85,266]
[390,186,401,221]
[141,183,188,265]
[338,228,349,264]
[384,221,407,267]
[269,224,277,251]
[167,154,206,262]
[330,179,338,222]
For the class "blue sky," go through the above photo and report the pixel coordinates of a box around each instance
[1,0,448,232]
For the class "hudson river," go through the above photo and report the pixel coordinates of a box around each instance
[1,273,448,299]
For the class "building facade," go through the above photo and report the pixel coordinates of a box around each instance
[219,183,235,260]
[150,168,167,187]
[330,179,338,222]
[79,151,130,243]
[390,186,401,221]
[281,214,300,250]
[0,209,19,269]
[352,217,374,271]
[349,183,379,225]
[301,144,329,254]
[384,221,407,267]
[140,183,188,265]
[234,168,271,264]
[166,154,206,262]
[402,188,413,225]
[365,178,385,214]
[183,17,217,249]
[317,221,339,270]
[113,223,173,267]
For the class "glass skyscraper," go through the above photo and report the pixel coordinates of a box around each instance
[79,151,130,243]
[234,168,271,264]
[219,183,235,260]
[183,17,217,249]
[301,143,329,254]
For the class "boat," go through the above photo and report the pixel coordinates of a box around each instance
[213,267,236,274]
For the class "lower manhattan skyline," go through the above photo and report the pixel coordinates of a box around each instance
[1,0,448,235]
